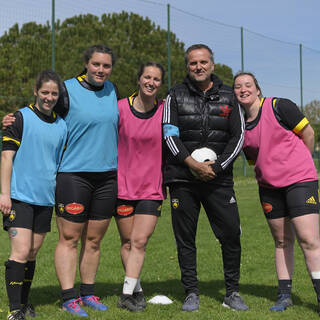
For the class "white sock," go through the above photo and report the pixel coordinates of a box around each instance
[123,276,138,295]
[133,278,143,293]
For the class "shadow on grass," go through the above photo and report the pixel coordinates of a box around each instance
[29,279,305,310]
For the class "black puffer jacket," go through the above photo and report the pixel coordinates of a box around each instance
[163,74,244,186]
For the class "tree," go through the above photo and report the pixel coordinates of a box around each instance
[214,64,233,87]
[0,22,52,112]
[0,12,235,113]
[304,100,320,143]
[304,100,320,124]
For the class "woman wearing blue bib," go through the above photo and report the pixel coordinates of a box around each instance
[0,70,67,320]
[53,45,119,316]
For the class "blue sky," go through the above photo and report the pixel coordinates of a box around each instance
[1,0,319,103]
[165,0,320,50]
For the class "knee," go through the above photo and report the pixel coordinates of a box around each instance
[59,233,80,249]
[84,236,102,252]
[274,237,294,249]
[10,247,30,262]
[131,237,148,251]
[299,238,320,251]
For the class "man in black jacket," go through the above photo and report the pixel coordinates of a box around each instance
[163,44,247,312]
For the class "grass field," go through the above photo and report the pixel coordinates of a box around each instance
[0,177,319,319]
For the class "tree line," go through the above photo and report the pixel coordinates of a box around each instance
[1,11,318,143]
[0,11,233,118]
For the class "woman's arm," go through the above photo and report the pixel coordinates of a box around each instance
[0,150,16,215]
[298,123,314,153]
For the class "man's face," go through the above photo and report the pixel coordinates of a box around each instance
[186,48,214,84]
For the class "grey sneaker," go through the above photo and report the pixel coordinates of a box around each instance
[133,291,146,309]
[269,293,292,312]
[182,293,200,312]
[222,292,249,311]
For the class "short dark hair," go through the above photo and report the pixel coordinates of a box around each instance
[137,62,165,84]
[185,44,214,65]
[233,71,263,97]
[83,44,116,66]
[35,69,62,92]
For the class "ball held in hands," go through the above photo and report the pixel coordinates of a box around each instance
[190,147,217,177]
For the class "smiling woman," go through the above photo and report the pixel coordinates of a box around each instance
[0,70,67,320]
[233,72,320,314]
[52,44,119,317]
[34,80,60,116]
[115,61,166,312]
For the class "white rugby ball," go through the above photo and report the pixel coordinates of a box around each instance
[191,147,217,162]
[190,147,217,177]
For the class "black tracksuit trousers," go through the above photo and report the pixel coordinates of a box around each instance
[169,182,242,296]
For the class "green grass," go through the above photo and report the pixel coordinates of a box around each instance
[0,177,319,319]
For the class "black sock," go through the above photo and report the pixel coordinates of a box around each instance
[21,260,36,305]
[278,279,292,295]
[312,279,320,302]
[80,283,95,297]
[5,260,26,311]
[61,288,78,303]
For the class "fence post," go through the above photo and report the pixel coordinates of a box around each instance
[167,3,171,90]
[51,0,55,71]
[241,26,244,72]
[299,43,303,113]
[240,26,247,176]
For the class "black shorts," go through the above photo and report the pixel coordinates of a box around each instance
[259,180,319,219]
[55,171,117,223]
[115,199,163,219]
[3,199,53,233]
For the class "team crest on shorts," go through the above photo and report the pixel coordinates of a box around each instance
[8,210,16,222]
[57,203,65,214]
[65,203,85,215]
[261,202,272,214]
[172,198,179,209]
[117,205,134,216]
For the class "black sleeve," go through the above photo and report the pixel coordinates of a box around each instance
[211,95,245,174]
[274,98,306,131]
[162,91,190,162]
[53,82,69,119]
[2,111,23,151]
